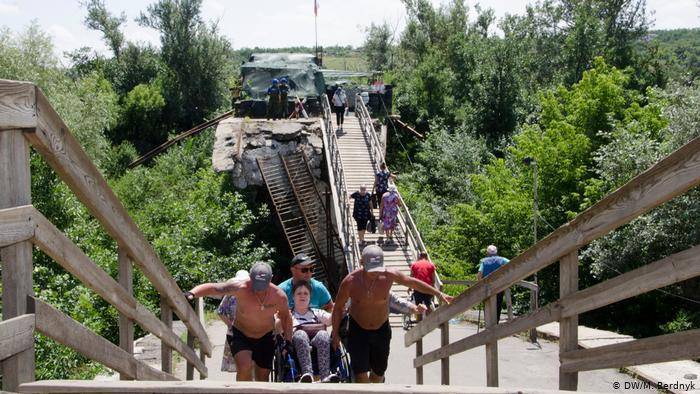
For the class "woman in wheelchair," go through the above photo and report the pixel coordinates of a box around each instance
[289,280,339,383]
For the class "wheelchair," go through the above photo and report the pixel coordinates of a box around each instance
[270,332,352,383]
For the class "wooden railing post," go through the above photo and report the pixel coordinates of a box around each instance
[197,298,206,380]
[559,250,579,390]
[0,129,35,391]
[117,247,134,380]
[160,299,173,374]
[440,321,450,384]
[505,288,513,321]
[416,314,424,384]
[485,295,499,387]
[529,287,539,343]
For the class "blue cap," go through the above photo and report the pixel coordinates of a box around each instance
[272,78,279,84]
[280,77,288,83]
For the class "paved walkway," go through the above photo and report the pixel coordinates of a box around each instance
[174,319,656,393]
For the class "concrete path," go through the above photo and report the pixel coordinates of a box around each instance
[175,319,656,393]
[385,322,656,393]
[536,322,700,394]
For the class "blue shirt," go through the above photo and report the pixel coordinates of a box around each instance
[478,255,510,278]
[278,277,332,309]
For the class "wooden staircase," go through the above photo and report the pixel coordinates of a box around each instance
[331,114,416,327]
[258,152,344,294]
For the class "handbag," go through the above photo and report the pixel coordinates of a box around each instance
[368,214,377,233]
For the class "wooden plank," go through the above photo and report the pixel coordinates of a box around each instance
[0,80,36,130]
[23,87,212,356]
[406,136,700,346]
[484,296,498,387]
[186,330,195,380]
[29,297,177,381]
[0,315,35,361]
[0,129,35,391]
[414,244,700,367]
[18,380,586,394]
[198,298,206,380]
[560,328,700,373]
[440,322,449,385]
[558,251,578,391]
[0,205,36,247]
[118,248,134,380]
[161,299,173,374]
[30,208,207,376]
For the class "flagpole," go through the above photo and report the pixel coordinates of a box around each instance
[315,8,318,60]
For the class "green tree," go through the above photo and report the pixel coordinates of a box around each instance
[83,0,126,58]
[114,83,167,153]
[363,22,394,71]
[138,0,234,129]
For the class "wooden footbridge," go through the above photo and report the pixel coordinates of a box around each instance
[1,79,700,393]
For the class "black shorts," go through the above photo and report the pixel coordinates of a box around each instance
[346,317,391,376]
[354,217,368,231]
[227,326,275,370]
[413,291,434,308]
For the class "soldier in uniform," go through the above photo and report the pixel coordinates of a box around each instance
[267,78,280,120]
[279,77,290,118]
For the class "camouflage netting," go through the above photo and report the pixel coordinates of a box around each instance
[241,53,327,100]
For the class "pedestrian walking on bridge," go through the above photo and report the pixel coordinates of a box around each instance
[332,85,348,131]
[477,245,510,322]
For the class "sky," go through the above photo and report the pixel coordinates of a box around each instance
[0,0,698,60]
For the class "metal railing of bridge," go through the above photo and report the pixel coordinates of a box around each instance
[0,79,210,392]
[354,95,455,383]
[320,94,360,273]
[404,133,700,390]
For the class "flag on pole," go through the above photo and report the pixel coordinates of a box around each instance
[314,0,319,16]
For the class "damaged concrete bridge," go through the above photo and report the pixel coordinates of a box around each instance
[1,79,700,393]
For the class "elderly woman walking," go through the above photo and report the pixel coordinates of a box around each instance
[380,184,402,245]
[350,184,373,246]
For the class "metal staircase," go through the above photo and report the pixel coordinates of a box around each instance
[257,152,345,294]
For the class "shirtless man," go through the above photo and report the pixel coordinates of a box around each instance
[331,245,453,383]
[184,262,293,381]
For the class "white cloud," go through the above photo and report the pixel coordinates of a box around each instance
[0,1,20,15]
[123,24,160,47]
[48,24,78,47]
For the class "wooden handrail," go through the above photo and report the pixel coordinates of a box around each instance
[414,244,700,367]
[17,380,590,393]
[0,315,34,361]
[560,328,700,372]
[0,80,210,355]
[406,135,700,346]
[405,134,700,389]
[0,79,210,388]
[0,205,36,247]
[28,297,177,381]
[24,85,211,355]
[28,207,207,375]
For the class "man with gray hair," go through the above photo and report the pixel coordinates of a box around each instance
[477,245,510,322]
[184,262,293,381]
